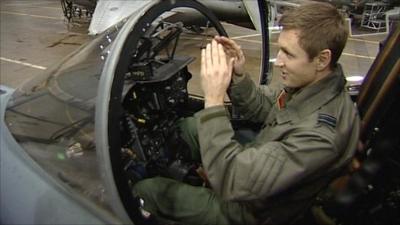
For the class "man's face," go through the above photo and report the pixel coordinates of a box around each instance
[274,29,319,89]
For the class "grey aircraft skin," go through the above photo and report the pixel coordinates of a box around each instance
[1,0,399,225]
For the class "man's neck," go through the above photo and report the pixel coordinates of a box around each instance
[309,68,333,88]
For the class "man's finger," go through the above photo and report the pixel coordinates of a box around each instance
[212,39,219,66]
[228,57,235,75]
[206,43,212,75]
[201,48,206,77]
[219,37,242,56]
[218,43,227,70]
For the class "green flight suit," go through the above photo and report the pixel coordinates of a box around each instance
[133,65,360,225]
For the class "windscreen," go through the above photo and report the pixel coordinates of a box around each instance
[4,27,119,214]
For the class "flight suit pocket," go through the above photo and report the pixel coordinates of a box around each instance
[247,144,285,195]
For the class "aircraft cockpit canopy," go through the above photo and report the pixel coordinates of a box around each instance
[4,0,267,224]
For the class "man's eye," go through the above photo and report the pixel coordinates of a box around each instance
[285,52,293,58]
[281,49,293,58]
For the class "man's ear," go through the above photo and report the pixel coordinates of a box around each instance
[316,49,332,71]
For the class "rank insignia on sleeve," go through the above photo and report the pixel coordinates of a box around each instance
[318,113,336,128]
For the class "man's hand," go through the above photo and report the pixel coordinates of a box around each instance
[201,39,234,108]
[214,36,245,76]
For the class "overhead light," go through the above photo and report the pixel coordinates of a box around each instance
[346,75,364,82]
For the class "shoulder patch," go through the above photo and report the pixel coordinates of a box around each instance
[318,113,336,128]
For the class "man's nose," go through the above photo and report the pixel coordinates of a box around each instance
[274,55,284,68]
[274,50,284,67]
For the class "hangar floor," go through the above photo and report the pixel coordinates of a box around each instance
[0,0,389,91]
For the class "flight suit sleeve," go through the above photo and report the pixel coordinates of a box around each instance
[195,106,339,201]
[229,74,278,123]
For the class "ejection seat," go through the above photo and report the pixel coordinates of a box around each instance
[310,24,400,225]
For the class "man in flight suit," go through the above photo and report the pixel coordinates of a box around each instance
[133,2,360,224]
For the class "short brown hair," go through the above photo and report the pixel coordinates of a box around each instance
[279,2,348,68]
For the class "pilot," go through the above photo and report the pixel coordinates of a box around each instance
[133,2,360,225]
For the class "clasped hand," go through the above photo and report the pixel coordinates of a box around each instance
[201,36,245,108]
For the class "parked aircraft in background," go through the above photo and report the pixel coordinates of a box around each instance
[86,0,262,35]
[63,0,399,38]
[1,0,399,224]
[58,0,262,34]
[61,0,97,22]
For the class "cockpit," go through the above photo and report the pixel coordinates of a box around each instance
[4,1,267,223]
